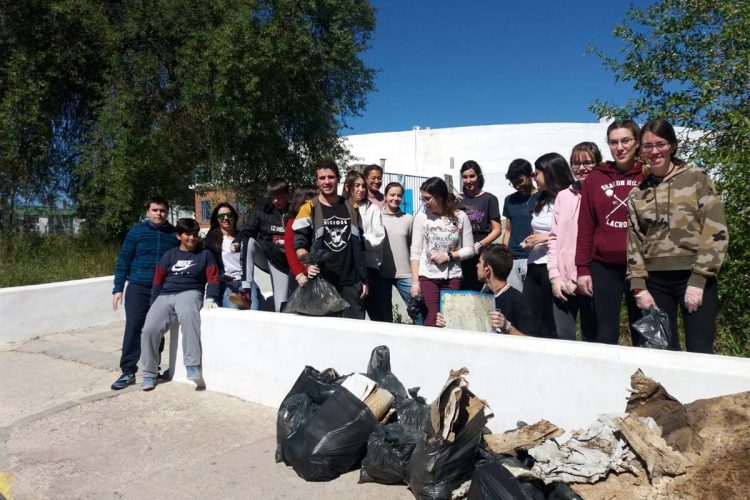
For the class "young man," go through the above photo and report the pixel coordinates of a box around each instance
[232,178,291,312]
[502,159,537,292]
[139,218,220,391]
[437,244,533,335]
[364,164,385,209]
[293,160,368,319]
[111,196,179,390]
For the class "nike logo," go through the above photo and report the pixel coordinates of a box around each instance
[171,260,196,272]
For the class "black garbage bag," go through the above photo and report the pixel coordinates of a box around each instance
[407,406,488,500]
[282,386,379,481]
[633,306,670,349]
[470,447,582,500]
[407,293,427,320]
[276,394,318,464]
[359,423,420,485]
[280,366,341,404]
[366,346,408,399]
[467,460,528,500]
[283,251,350,316]
[396,388,432,432]
[275,366,342,463]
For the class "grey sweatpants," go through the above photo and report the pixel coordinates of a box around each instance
[242,238,290,312]
[140,290,203,378]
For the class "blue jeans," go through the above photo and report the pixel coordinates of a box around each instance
[381,277,423,325]
[220,280,259,309]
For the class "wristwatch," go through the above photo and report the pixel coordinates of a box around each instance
[500,319,512,334]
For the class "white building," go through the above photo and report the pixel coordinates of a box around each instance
[343,119,617,203]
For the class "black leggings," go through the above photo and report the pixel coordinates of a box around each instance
[522,263,556,338]
[590,261,641,345]
[646,270,718,353]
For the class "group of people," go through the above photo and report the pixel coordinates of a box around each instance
[109,118,728,391]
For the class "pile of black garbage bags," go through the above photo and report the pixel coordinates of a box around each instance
[275,346,580,500]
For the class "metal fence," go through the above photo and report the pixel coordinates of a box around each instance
[383,172,429,215]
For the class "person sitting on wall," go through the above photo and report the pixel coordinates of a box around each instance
[231,178,291,312]
[436,244,532,336]
[139,218,220,391]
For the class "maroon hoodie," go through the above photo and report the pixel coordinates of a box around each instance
[575,161,643,276]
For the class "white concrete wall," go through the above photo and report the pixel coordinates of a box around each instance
[0,273,277,344]
[0,276,125,344]
[343,122,616,202]
[5,277,748,435]
[170,309,750,434]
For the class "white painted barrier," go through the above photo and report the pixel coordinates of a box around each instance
[172,308,750,434]
[4,276,749,432]
[0,276,125,343]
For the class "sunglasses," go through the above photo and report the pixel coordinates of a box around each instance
[217,213,234,220]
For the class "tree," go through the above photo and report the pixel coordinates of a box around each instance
[0,0,375,235]
[590,0,750,355]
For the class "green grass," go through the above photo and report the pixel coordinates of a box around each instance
[0,232,119,287]
[2,232,746,357]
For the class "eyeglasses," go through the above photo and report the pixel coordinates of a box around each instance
[572,161,597,168]
[641,142,671,153]
[607,138,636,147]
[217,213,233,220]
[182,232,199,238]
[509,177,527,187]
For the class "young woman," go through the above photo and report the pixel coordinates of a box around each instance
[343,170,386,321]
[627,119,728,353]
[409,177,474,326]
[363,164,385,208]
[204,202,248,308]
[283,185,318,293]
[547,143,601,341]
[380,182,422,324]
[575,119,643,345]
[458,160,503,291]
[521,153,575,338]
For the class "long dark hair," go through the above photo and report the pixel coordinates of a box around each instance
[289,185,318,218]
[420,176,458,221]
[639,118,685,166]
[460,160,485,191]
[533,153,575,214]
[343,170,369,206]
[205,202,238,255]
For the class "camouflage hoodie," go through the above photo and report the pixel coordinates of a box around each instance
[626,163,728,290]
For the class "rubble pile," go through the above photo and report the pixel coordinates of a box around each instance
[276,349,750,499]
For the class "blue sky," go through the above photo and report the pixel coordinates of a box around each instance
[344,0,651,135]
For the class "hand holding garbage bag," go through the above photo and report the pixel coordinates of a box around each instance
[633,307,671,350]
[283,250,350,316]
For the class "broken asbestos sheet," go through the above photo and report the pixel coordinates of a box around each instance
[528,414,639,484]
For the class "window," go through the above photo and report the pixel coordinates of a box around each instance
[201,200,211,222]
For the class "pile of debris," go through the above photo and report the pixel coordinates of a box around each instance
[275,347,750,499]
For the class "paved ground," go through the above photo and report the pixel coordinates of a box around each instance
[0,322,414,499]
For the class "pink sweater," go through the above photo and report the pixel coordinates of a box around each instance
[548,185,582,288]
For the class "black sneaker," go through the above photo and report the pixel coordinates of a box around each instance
[111,373,136,390]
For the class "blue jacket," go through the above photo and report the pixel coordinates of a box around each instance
[113,220,179,293]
